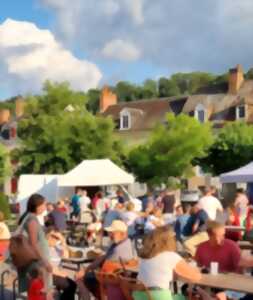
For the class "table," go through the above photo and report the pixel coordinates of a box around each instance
[238,241,253,251]
[192,273,253,294]
[225,225,246,232]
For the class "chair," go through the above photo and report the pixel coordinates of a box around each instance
[95,272,126,300]
[119,276,153,300]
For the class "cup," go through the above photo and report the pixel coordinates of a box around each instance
[210,262,219,275]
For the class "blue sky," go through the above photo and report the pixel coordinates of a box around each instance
[1,0,253,99]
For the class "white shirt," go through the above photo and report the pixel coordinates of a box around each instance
[198,195,223,220]
[121,211,138,226]
[138,252,182,289]
[80,196,91,212]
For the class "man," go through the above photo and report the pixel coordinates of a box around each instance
[196,220,253,272]
[76,220,136,298]
[46,202,67,232]
[198,186,223,221]
[79,189,91,212]
[183,203,209,256]
[175,204,191,243]
[116,189,126,204]
[161,189,176,224]
[70,188,82,220]
[103,203,124,228]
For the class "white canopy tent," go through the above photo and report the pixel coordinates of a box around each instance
[220,162,253,183]
[57,159,135,187]
[17,159,135,213]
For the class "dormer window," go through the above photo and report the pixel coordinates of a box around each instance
[120,109,131,130]
[236,105,246,120]
[194,104,206,123]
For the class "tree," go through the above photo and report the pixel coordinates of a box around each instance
[198,122,253,175]
[13,81,124,174]
[115,81,138,102]
[86,88,100,113]
[158,78,180,97]
[141,79,158,99]
[0,144,10,184]
[128,113,213,186]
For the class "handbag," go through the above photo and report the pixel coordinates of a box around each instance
[9,214,39,268]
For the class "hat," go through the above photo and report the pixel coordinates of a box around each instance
[104,220,127,232]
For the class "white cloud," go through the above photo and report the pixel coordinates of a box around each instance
[40,0,253,75]
[102,39,141,61]
[0,19,102,94]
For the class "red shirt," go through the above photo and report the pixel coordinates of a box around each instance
[28,278,46,300]
[195,239,241,273]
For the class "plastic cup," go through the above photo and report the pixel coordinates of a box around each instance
[210,262,219,275]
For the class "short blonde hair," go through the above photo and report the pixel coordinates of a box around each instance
[207,220,224,233]
[126,202,135,211]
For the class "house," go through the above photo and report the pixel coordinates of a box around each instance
[101,64,253,189]
[0,97,25,195]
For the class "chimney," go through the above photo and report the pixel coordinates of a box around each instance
[15,97,25,118]
[100,86,117,113]
[0,109,10,125]
[228,64,244,94]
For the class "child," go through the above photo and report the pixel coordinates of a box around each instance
[28,268,46,300]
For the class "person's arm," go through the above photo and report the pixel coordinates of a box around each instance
[192,220,199,234]
[174,259,202,282]
[75,254,107,280]
[27,219,52,273]
[239,255,253,268]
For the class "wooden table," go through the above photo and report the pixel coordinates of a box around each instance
[225,225,246,232]
[193,273,253,294]
[238,241,253,251]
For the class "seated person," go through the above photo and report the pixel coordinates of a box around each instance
[144,207,164,232]
[174,204,191,242]
[76,220,136,299]
[183,204,209,256]
[46,228,77,300]
[196,220,253,272]
[46,203,67,232]
[225,205,242,241]
[136,226,201,300]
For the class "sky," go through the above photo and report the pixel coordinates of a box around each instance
[1,0,253,99]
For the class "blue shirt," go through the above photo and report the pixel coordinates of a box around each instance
[183,209,208,237]
[175,214,190,241]
[71,194,80,213]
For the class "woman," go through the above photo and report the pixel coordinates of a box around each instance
[46,227,77,300]
[135,226,202,300]
[121,202,139,237]
[17,194,53,300]
[225,205,242,241]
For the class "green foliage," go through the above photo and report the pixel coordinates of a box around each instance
[198,122,253,175]
[245,68,253,80]
[0,145,11,185]
[86,89,100,114]
[158,77,180,97]
[128,113,213,186]
[13,81,124,174]
[0,193,11,220]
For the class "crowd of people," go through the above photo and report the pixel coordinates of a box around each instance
[1,186,253,300]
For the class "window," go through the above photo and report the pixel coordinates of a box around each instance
[236,105,246,120]
[194,104,206,123]
[120,110,131,130]
[122,115,129,129]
